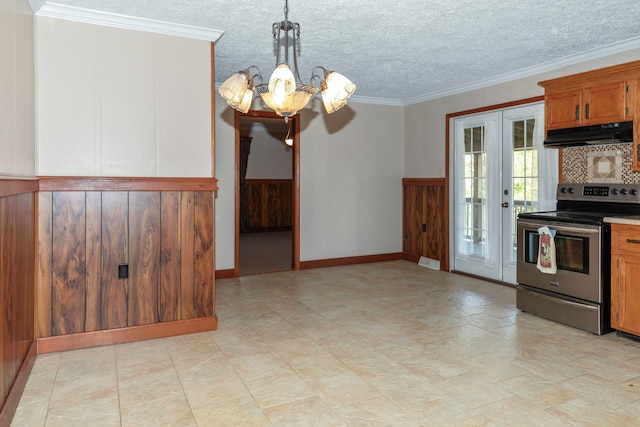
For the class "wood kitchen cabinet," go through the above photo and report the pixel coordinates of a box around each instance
[402,178,447,270]
[539,60,640,170]
[610,223,640,335]
[544,81,627,130]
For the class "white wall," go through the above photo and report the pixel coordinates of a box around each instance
[36,17,212,177]
[0,0,35,177]
[404,48,640,178]
[214,99,404,269]
[245,129,292,179]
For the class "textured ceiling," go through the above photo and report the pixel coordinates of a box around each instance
[32,0,640,104]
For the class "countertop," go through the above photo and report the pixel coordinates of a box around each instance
[604,216,640,225]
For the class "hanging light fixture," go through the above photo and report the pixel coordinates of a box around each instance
[218,0,355,120]
[284,119,294,147]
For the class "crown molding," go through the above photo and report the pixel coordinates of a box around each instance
[403,35,640,106]
[31,1,224,42]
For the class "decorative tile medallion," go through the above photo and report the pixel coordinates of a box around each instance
[561,143,640,184]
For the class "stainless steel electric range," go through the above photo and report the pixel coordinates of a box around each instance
[516,183,640,334]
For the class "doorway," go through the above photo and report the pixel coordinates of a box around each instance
[235,110,300,276]
[451,102,558,284]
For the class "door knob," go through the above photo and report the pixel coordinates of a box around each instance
[501,202,509,208]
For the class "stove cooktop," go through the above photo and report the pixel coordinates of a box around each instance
[518,183,640,225]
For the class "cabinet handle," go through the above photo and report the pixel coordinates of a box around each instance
[585,103,590,119]
[626,238,640,245]
[575,105,580,121]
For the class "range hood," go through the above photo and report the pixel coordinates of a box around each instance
[544,121,634,147]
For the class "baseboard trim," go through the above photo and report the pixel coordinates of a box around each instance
[36,316,218,354]
[402,253,421,263]
[299,253,403,270]
[215,269,236,279]
[0,340,37,427]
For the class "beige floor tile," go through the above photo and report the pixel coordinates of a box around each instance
[371,372,448,409]
[287,350,352,381]
[45,394,120,427]
[343,353,411,382]
[549,398,640,427]
[478,396,573,426]
[228,351,293,382]
[497,373,577,409]
[48,369,118,408]
[191,396,271,427]
[334,395,421,426]
[436,372,513,409]
[263,396,343,426]
[181,372,250,409]
[244,371,316,409]
[118,367,185,410]
[405,396,491,427]
[308,372,381,409]
[172,352,234,382]
[120,395,196,427]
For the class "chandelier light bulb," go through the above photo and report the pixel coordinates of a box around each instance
[268,64,296,100]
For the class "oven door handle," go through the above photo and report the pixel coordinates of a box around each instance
[517,221,600,235]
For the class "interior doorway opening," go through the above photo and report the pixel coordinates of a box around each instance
[235,111,300,276]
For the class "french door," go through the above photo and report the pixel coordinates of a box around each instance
[451,103,557,284]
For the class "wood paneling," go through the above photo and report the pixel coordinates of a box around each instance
[194,191,214,318]
[128,192,161,326]
[0,182,36,425]
[402,178,447,270]
[36,177,217,346]
[160,192,181,322]
[245,179,292,232]
[51,192,87,336]
[101,192,129,330]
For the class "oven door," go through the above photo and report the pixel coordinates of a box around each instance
[516,219,601,303]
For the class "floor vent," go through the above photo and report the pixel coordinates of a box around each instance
[418,256,440,270]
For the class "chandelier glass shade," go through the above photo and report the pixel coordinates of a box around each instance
[218,0,355,119]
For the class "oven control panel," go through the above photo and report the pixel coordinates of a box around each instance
[558,183,640,203]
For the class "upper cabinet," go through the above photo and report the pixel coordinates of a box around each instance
[539,60,640,170]
[545,82,627,130]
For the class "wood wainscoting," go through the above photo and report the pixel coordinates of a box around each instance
[402,178,448,271]
[36,177,218,353]
[0,179,37,427]
[245,179,292,232]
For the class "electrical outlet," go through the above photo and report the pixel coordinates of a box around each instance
[118,263,128,279]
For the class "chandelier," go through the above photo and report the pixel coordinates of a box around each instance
[218,0,355,120]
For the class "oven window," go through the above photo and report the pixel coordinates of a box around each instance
[524,230,588,273]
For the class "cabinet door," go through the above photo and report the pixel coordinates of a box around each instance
[583,81,627,125]
[402,185,424,256]
[611,254,640,335]
[545,89,582,130]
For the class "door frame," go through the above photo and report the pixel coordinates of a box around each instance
[234,110,300,276]
[445,95,545,281]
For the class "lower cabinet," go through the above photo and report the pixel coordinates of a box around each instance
[611,223,640,335]
[402,178,447,270]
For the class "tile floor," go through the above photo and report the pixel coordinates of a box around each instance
[11,260,640,426]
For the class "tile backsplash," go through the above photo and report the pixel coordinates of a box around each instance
[562,143,640,183]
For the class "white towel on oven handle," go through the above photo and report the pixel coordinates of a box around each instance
[536,226,557,274]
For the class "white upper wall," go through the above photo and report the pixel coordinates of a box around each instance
[245,129,292,180]
[404,48,640,178]
[214,97,404,269]
[0,0,35,177]
[36,16,212,177]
